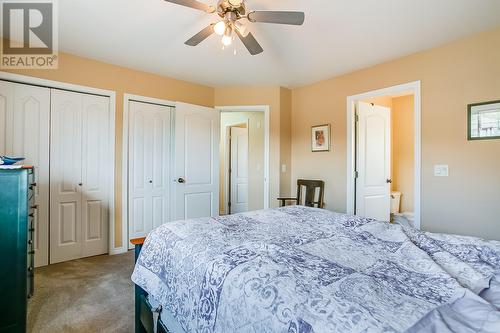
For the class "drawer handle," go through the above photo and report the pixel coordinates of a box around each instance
[30,205,38,209]
[28,250,35,254]
[28,266,33,272]
[30,183,37,187]
[29,228,35,232]
[29,213,34,217]
[28,240,33,245]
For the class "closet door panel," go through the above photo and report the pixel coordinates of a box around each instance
[129,104,151,239]
[150,108,170,229]
[0,81,14,155]
[50,89,83,264]
[128,101,171,243]
[81,94,109,257]
[13,84,50,267]
[0,81,50,267]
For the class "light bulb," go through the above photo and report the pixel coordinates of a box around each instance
[228,0,243,6]
[214,21,226,36]
[222,26,233,46]
[234,20,249,37]
[222,34,232,46]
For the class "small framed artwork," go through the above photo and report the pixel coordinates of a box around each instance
[468,100,500,140]
[311,124,331,152]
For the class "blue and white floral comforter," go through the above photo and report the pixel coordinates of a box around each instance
[132,206,500,333]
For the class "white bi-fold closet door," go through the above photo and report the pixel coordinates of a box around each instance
[0,81,50,267]
[127,100,219,246]
[50,89,110,264]
[128,101,172,241]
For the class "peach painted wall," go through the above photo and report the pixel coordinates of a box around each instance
[291,27,500,240]
[1,50,214,248]
[280,87,293,196]
[392,95,415,212]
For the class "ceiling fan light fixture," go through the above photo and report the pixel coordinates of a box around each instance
[222,26,233,46]
[214,21,227,36]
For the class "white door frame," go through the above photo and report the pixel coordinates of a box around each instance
[122,94,176,250]
[346,81,421,229]
[0,71,118,254]
[217,105,270,211]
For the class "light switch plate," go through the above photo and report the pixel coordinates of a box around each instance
[281,164,287,173]
[434,165,449,177]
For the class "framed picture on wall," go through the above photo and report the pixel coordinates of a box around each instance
[311,124,331,152]
[468,100,500,140]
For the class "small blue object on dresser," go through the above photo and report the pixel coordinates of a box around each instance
[0,156,25,165]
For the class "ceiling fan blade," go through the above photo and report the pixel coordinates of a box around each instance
[247,11,305,25]
[185,24,215,46]
[236,30,263,56]
[164,0,215,13]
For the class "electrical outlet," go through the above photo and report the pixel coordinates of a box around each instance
[434,165,449,177]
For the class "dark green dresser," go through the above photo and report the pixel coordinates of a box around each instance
[0,168,35,333]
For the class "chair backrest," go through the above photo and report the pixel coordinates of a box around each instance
[296,179,325,208]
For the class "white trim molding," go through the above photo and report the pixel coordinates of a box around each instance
[346,81,422,229]
[216,105,271,211]
[0,71,119,255]
[122,94,176,250]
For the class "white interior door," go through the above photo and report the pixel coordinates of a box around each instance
[230,126,249,213]
[128,101,171,244]
[0,81,50,267]
[50,90,83,263]
[81,94,110,257]
[174,102,219,220]
[355,102,391,222]
[50,89,110,263]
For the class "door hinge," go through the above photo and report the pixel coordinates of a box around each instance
[355,171,359,178]
[355,113,359,122]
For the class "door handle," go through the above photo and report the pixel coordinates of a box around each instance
[177,178,186,184]
[78,183,83,186]
[149,180,153,184]
[386,179,392,184]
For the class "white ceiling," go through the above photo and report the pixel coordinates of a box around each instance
[59,0,500,87]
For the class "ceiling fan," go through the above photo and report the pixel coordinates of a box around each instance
[163,0,305,55]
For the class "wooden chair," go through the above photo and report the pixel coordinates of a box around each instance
[278,179,325,208]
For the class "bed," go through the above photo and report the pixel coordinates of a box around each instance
[131,206,500,333]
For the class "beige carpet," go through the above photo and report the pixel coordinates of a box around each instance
[28,251,135,333]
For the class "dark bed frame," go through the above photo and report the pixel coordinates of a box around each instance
[132,238,172,333]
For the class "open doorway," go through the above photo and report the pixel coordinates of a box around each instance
[219,107,269,215]
[347,82,421,228]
